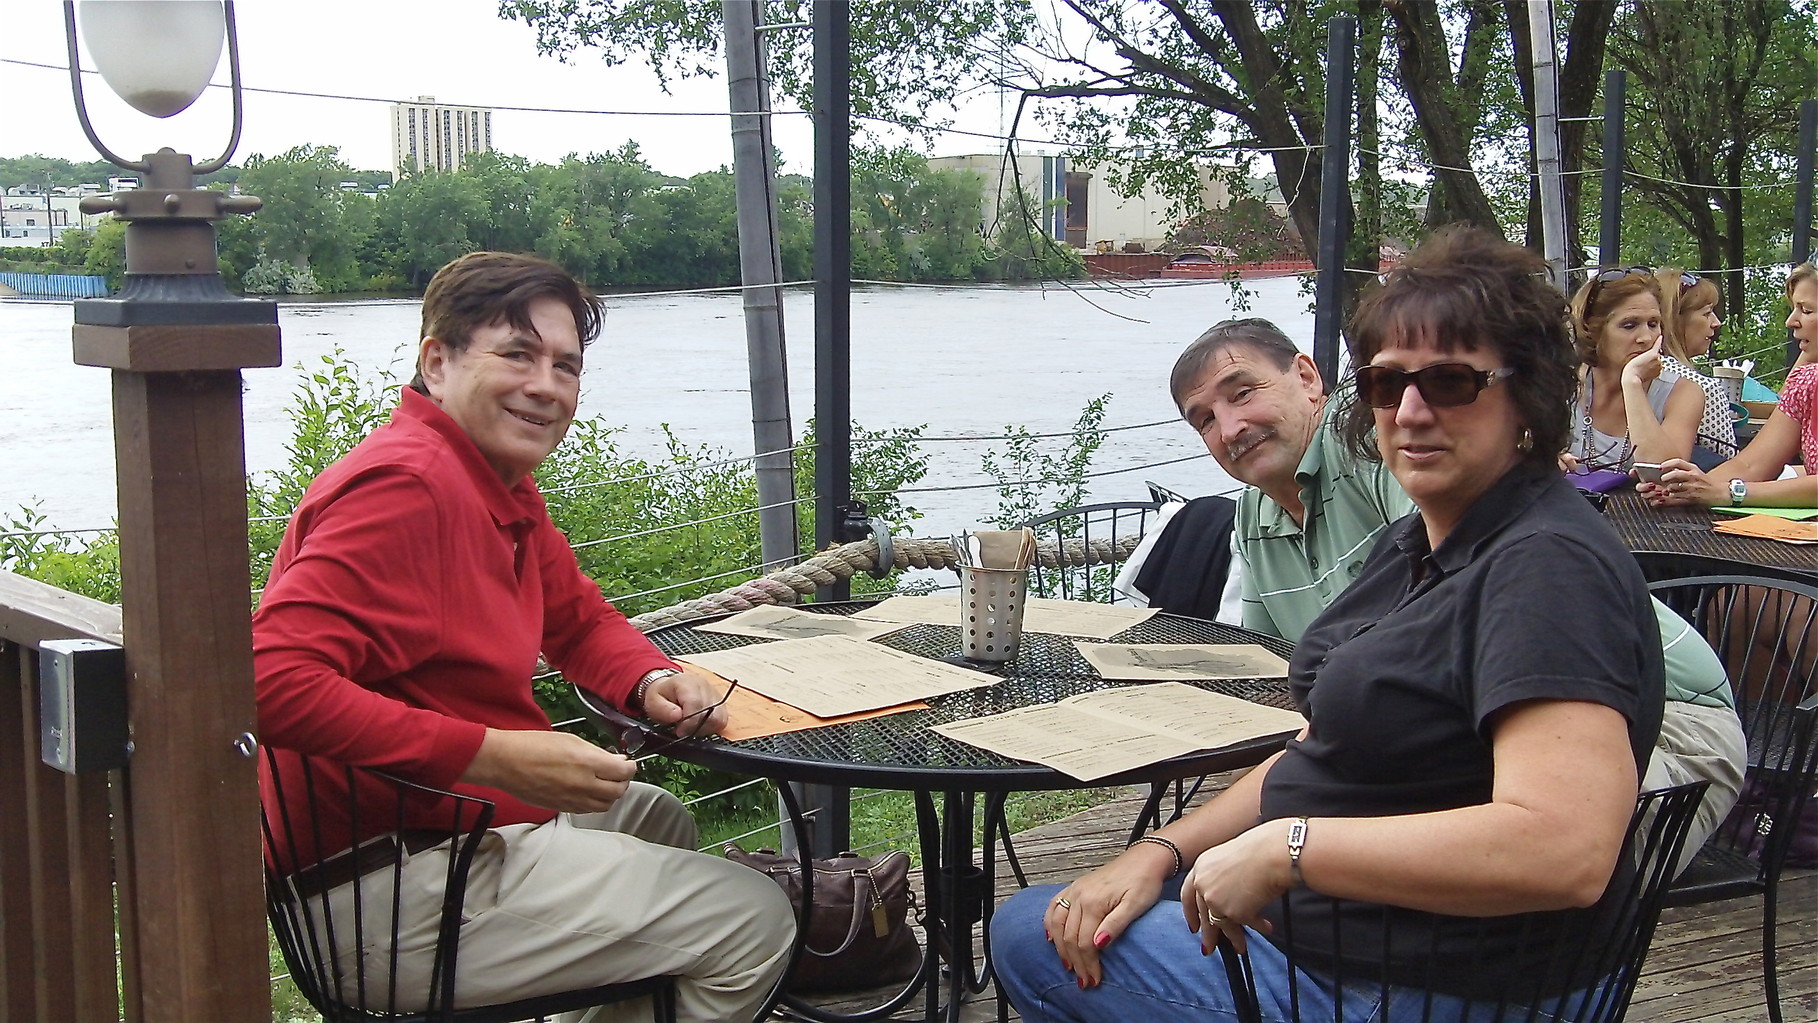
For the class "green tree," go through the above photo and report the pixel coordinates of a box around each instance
[232,145,366,291]
[1608,1,1818,324]
[82,218,126,286]
[371,171,488,287]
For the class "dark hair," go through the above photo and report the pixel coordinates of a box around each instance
[409,251,603,393]
[1568,271,1662,367]
[1169,318,1309,413]
[1340,225,1577,467]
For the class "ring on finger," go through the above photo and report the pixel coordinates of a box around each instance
[1054,897,1072,910]
[1206,914,1225,924]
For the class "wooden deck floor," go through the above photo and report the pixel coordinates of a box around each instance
[801,776,1816,1022]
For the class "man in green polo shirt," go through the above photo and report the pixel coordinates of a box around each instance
[1171,318,1744,862]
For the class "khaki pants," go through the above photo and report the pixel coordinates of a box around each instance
[1643,700,1748,874]
[311,783,794,1023]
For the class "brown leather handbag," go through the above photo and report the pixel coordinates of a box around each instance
[722,843,921,992]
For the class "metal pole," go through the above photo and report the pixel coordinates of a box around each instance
[807,0,853,857]
[1528,0,1569,294]
[1311,15,1355,391]
[1599,70,1626,271]
[723,0,798,571]
[1791,99,1816,370]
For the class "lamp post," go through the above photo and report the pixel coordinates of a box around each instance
[62,2,276,1019]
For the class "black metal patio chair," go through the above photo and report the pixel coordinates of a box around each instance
[1647,574,1818,1023]
[1017,500,1162,603]
[1218,781,1709,1023]
[260,746,678,1023]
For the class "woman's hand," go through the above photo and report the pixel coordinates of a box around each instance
[1044,843,1176,987]
[1639,459,1722,507]
[1558,452,1582,474]
[1179,820,1292,955]
[1621,339,1665,388]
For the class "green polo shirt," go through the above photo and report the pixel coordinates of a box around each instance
[1234,405,1732,709]
[1235,399,1412,643]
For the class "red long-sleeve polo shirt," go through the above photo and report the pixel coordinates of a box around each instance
[255,388,676,862]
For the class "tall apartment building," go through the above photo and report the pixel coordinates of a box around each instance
[390,96,493,177]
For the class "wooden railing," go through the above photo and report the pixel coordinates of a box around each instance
[0,570,127,1021]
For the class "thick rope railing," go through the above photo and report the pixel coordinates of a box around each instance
[626,531,1141,632]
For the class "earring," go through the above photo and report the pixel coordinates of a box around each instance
[1517,428,1534,453]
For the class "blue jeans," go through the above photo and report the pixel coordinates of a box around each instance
[991,884,1591,1023]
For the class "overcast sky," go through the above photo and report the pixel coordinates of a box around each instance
[0,0,1018,179]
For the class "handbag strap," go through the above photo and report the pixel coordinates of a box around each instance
[802,866,879,959]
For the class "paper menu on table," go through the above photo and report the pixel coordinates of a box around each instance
[1711,506,1818,522]
[853,593,1158,640]
[1712,514,1818,544]
[694,605,910,642]
[1074,642,1290,681]
[676,635,1000,717]
[930,682,1306,781]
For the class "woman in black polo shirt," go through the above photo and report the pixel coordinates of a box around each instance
[991,227,1664,1023]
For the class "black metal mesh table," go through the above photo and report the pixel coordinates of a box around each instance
[1602,490,1818,584]
[576,602,1298,1023]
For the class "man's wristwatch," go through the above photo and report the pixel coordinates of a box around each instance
[1729,478,1748,506]
[630,668,682,712]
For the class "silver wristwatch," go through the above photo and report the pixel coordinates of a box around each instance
[631,668,682,712]
[1728,478,1748,506]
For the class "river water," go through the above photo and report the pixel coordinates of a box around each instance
[0,278,1320,537]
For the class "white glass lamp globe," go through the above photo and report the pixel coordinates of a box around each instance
[79,1,225,118]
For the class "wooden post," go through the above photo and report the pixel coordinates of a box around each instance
[70,141,280,1019]
[103,366,273,1020]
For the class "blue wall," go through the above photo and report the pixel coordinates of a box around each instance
[0,272,109,299]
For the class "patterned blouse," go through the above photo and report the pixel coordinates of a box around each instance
[1660,355,1738,461]
[1780,364,1817,467]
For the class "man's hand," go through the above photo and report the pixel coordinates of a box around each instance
[460,728,635,813]
[642,666,734,737]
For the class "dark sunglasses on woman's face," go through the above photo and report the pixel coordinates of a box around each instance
[1355,364,1515,409]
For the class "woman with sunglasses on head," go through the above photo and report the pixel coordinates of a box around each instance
[1563,268,1703,472]
[1643,262,1818,510]
[990,227,1662,1023]
[1655,268,1736,466]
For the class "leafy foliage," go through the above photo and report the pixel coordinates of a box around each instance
[980,394,1111,529]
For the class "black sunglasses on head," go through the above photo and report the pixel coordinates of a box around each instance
[1585,265,1654,311]
[1355,363,1515,409]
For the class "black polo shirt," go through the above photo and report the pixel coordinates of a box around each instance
[1257,462,1664,998]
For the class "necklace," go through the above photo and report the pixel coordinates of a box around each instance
[1579,370,1634,469]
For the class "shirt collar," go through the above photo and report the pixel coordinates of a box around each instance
[395,387,543,528]
[1391,461,1555,577]
[1253,397,1336,537]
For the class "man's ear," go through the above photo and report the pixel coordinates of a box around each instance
[1293,351,1325,397]
[417,337,449,398]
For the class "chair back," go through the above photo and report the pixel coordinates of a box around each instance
[1017,500,1161,603]
[1220,781,1708,1023]
[261,746,495,1021]
[1648,574,1818,882]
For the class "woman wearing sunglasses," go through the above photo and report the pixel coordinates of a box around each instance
[1655,268,1737,465]
[1643,262,1818,510]
[1563,268,1703,472]
[991,227,1662,1023]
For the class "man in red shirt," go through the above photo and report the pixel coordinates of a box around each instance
[254,251,792,1022]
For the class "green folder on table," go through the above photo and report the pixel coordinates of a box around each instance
[1712,506,1818,521]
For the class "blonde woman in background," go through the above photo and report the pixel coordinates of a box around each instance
[1565,268,1702,472]
[1655,268,1736,466]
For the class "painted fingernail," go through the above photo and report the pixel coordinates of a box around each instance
[1078,976,1088,990]
[1094,933,1110,949]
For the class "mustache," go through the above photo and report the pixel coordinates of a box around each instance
[1225,426,1276,462]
